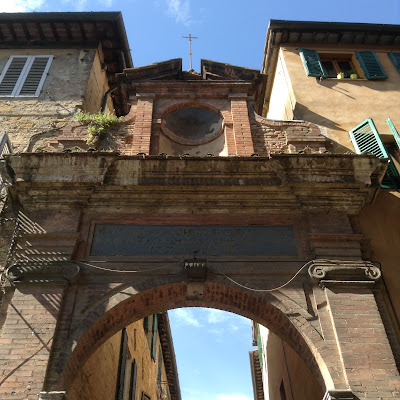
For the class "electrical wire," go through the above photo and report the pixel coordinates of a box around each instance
[213,260,315,292]
[214,258,372,292]
[77,258,371,293]
[76,261,175,273]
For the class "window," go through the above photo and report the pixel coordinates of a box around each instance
[319,53,357,78]
[299,49,387,80]
[151,314,158,361]
[256,324,263,366]
[349,118,399,189]
[116,328,130,400]
[157,346,162,391]
[129,359,138,400]
[0,55,53,97]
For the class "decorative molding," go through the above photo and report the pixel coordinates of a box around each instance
[308,260,380,287]
[6,261,80,284]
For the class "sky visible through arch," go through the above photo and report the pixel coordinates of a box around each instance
[1,1,399,399]
[168,308,254,400]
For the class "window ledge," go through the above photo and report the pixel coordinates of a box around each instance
[320,78,367,81]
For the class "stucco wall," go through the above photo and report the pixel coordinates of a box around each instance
[358,190,400,341]
[259,325,324,400]
[68,316,172,400]
[267,50,295,121]
[268,45,400,152]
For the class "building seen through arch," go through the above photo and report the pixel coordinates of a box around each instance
[0,12,399,400]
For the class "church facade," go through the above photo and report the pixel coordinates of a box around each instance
[0,13,399,400]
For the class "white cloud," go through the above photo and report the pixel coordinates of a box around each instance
[208,327,224,336]
[98,0,112,7]
[1,0,44,12]
[60,0,87,11]
[207,308,229,324]
[166,0,192,26]
[215,395,252,400]
[170,308,201,327]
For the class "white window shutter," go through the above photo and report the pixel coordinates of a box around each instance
[0,55,52,97]
[0,56,29,96]
[17,56,53,96]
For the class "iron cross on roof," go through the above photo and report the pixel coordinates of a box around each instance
[182,33,198,71]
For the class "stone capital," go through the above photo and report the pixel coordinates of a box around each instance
[6,261,80,284]
[308,259,380,287]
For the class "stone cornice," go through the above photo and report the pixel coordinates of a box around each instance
[1,154,386,213]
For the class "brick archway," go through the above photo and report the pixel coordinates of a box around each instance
[56,281,331,395]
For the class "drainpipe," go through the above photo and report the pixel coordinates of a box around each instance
[101,85,119,113]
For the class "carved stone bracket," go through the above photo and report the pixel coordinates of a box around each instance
[6,261,80,284]
[39,392,68,400]
[184,259,207,282]
[323,389,355,400]
[308,260,381,287]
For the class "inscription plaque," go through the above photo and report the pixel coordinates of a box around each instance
[90,225,297,257]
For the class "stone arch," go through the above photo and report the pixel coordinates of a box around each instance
[58,281,332,394]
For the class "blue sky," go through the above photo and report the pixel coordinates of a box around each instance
[2,0,400,72]
[168,308,253,400]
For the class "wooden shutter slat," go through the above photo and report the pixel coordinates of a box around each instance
[298,48,326,78]
[349,118,388,158]
[387,117,400,151]
[355,51,387,80]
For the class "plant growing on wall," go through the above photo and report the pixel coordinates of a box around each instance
[76,111,122,146]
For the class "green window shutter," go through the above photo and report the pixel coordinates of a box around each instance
[143,316,149,332]
[388,52,400,74]
[151,314,158,361]
[350,118,399,188]
[116,328,129,400]
[298,48,326,78]
[385,118,400,182]
[349,118,388,158]
[355,51,387,80]
[387,117,400,151]
[256,324,263,366]
[157,346,162,391]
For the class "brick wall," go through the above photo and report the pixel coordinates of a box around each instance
[0,285,65,400]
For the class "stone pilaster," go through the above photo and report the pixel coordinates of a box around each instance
[309,260,400,399]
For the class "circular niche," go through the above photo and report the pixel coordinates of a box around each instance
[161,107,223,145]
